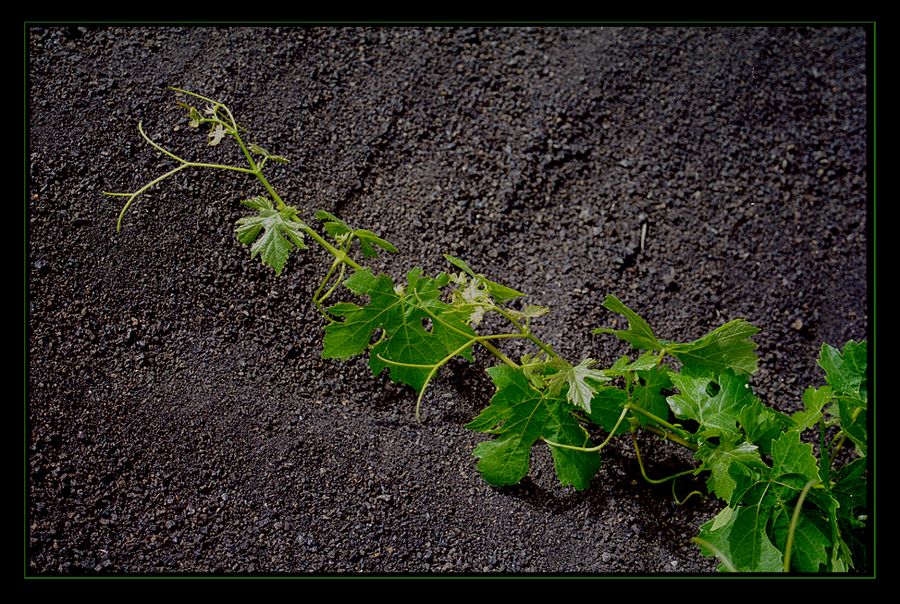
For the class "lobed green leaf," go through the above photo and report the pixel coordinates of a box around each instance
[468,366,600,490]
[667,371,754,440]
[667,319,759,378]
[234,196,306,276]
[322,268,476,393]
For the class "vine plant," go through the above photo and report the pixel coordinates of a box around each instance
[104,89,869,573]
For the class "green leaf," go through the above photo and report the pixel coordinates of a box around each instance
[584,387,629,435]
[806,489,855,571]
[317,210,352,240]
[792,386,833,432]
[832,457,866,514]
[772,509,830,572]
[697,505,783,572]
[816,340,868,454]
[696,439,766,504]
[316,212,397,257]
[818,341,867,406]
[355,229,398,257]
[837,401,867,456]
[819,339,868,454]
[544,399,602,490]
[250,143,290,163]
[699,430,827,572]
[667,319,759,377]
[771,430,819,483]
[322,268,476,393]
[467,367,552,486]
[728,506,783,572]
[631,365,672,425]
[443,253,476,277]
[327,302,361,316]
[483,279,526,305]
[626,351,660,371]
[696,507,739,572]
[507,305,550,321]
[547,358,610,413]
[667,371,753,440]
[234,196,306,276]
[592,295,663,351]
[467,366,600,489]
[322,270,395,359]
[739,396,792,456]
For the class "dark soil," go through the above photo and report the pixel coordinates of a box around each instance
[27,26,868,574]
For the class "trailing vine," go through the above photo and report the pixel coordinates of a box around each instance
[104,89,869,572]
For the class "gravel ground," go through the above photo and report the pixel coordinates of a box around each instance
[27,26,868,574]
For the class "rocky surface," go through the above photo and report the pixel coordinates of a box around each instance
[28,26,867,574]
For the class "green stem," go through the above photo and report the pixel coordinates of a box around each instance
[828,434,847,478]
[819,418,831,488]
[783,479,819,573]
[167,86,220,106]
[625,403,693,442]
[631,430,697,484]
[542,405,629,452]
[293,217,363,270]
[218,104,261,177]
[137,120,256,174]
[314,257,341,303]
[318,263,347,307]
[109,163,189,231]
[378,335,479,420]
[671,480,703,506]
[495,307,556,358]
[478,340,518,369]
[640,424,698,451]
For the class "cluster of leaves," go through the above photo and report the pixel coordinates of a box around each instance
[695,340,868,572]
[107,90,869,573]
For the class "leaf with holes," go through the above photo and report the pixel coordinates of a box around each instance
[667,371,754,440]
[631,365,672,426]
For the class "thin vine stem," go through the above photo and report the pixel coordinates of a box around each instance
[783,479,819,572]
[630,429,697,485]
[542,405,630,452]
[671,480,703,506]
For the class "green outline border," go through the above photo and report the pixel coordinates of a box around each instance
[23,19,877,582]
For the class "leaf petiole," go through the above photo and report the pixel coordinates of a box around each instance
[783,479,819,572]
[543,405,630,452]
